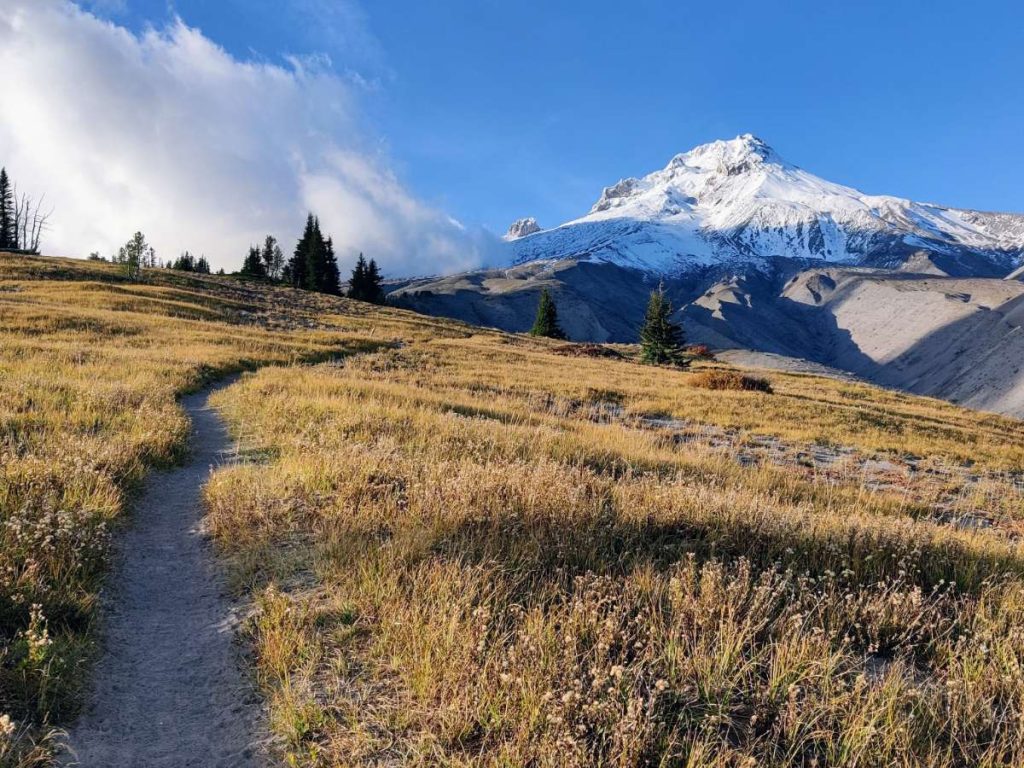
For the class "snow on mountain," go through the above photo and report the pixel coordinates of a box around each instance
[504,217,541,241]
[510,134,1024,276]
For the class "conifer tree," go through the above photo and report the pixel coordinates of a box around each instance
[195,255,211,274]
[172,252,196,272]
[302,217,326,291]
[241,245,266,277]
[286,214,344,294]
[529,287,566,339]
[287,214,316,288]
[322,237,342,295]
[0,168,14,250]
[348,254,385,303]
[365,258,384,304]
[177,251,198,271]
[348,253,368,299]
[639,285,686,366]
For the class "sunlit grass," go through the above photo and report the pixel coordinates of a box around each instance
[207,337,1024,765]
[5,252,1024,765]
[0,254,444,765]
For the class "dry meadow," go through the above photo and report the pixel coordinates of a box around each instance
[3,254,1024,766]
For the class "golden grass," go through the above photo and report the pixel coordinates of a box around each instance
[205,337,1024,765]
[0,254,454,765]
[5,252,1024,765]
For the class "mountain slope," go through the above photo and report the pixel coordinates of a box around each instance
[389,259,664,341]
[685,267,1024,417]
[510,134,1024,277]
[390,135,1024,417]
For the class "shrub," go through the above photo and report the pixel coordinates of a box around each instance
[684,344,714,360]
[551,343,623,359]
[690,370,773,393]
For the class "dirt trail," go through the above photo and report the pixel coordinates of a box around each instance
[63,378,265,767]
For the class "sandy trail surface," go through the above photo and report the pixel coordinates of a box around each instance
[63,379,265,767]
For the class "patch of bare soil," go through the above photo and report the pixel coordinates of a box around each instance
[523,391,1023,535]
[637,415,1024,534]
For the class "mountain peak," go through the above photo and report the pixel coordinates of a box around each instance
[590,135,785,215]
[517,134,1024,276]
[668,134,784,175]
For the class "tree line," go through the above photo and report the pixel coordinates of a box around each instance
[0,166,52,254]
[239,214,385,303]
[90,234,214,280]
[529,284,687,365]
[101,213,386,305]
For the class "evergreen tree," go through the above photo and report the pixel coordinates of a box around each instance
[347,254,384,303]
[172,251,210,273]
[639,285,686,366]
[0,168,14,250]
[288,215,319,290]
[286,214,316,288]
[173,251,196,271]
[348,253,368,299]
[529,288,566,339]
[241,245,266,277]
[365,258,385,304]
[322,237,342,295]
[302,217,325,291]
[286,214,344,294]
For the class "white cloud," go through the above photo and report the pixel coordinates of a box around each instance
[0,0,498,275]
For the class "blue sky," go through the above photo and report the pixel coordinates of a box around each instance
[87,0,1024,234]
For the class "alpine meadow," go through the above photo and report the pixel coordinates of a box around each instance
[4,1,1024,766]
[2,254,1024,766]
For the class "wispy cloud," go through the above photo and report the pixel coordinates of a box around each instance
[0,0,499,275]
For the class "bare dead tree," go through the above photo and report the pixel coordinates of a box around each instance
[9,194,20,250]
[14,188,53,254]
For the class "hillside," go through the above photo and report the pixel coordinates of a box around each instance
[687,267,1024,417]
[390,136,1024,419]
[4,253,1024,766]
[0,254,452,765]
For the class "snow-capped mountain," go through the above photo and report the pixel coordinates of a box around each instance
[390,135,1024,416]
[509,134,1024,276]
